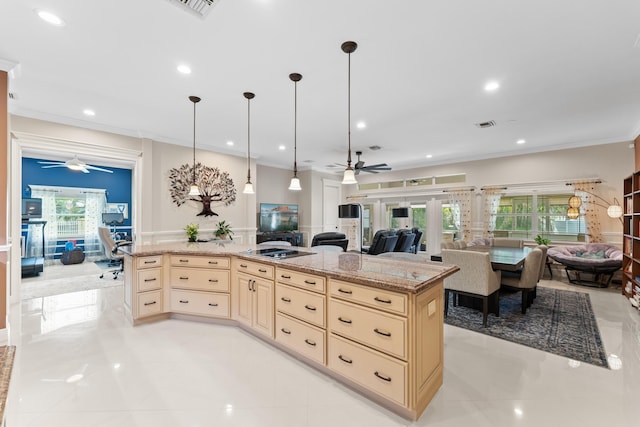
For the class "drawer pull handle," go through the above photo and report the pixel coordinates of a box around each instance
[258,268,268,273]
[208,279,218,283]
[281,274,291,279]
[374,372,392,382]
[179,276,189,280]
[338,355,353,364]
[338,288,352,295]
[240,264,248,268]
[208,261,218,265]
[304,339,316,347]
[179,300,189,304]
[304,280,316,285]
[338,317,352,324]
[144,301,157,306]
[304,305,316,311]
[281,297,291,303]
[374,296,392,304]
[374,328,391,337]
[144,260,157,264]
[208,303,219,307]
[144,278,157,282]
[179,259,189,263]
[281,328,291,335]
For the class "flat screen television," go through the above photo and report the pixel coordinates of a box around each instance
[22,198,42,221]
[259,203,298,232]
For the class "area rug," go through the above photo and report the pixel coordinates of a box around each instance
[21,274,122,300]
[444,287,609,368]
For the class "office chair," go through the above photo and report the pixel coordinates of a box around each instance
[98,226,132,279]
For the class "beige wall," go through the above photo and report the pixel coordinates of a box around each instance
[0,72,7,330]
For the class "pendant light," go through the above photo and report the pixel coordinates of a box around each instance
[341,41,358,185]
[242,91,255,194]
[188,96,201,196]
[289,73,302,191]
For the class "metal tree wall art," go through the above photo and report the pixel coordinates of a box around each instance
[169,162,237,217]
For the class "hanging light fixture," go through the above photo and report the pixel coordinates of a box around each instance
[289,73,302,191]
[188,96,201,196]
[341,41,358,185]
[567,207,580,219]
[568,195,582,208]
[242,92,255,194]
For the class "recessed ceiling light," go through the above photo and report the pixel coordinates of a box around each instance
[356,121,366,129]
[226,141,234,146]
[426,154,433,158]
[484,81,500,91]
[177,64,192,75]
[83,109,95,116]
[36,10,66,27]
[516,139,526,145]
[278,144,286,151]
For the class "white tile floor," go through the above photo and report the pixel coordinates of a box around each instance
[5,265,640,426]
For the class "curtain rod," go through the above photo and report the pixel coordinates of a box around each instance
[441,186,475,193]
[481,178,601,191]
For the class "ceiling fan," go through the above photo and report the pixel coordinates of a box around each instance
[352,151,391,175]
[38,155,114,174]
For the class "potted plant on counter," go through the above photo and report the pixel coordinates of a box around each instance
[215,220,234,240]
[185,223,199,242]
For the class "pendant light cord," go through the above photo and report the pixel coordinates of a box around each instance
[192,99,197,183]
[347,50,352,168]
[293,79,298,176]
[246,96,251,182]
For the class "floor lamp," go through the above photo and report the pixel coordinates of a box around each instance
[338,204,362,253]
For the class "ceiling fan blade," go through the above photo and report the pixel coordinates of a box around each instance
[355,160,365,169]
[362,163,388,169]
[85,165,114,173]
[38,161,65,165]
[81,168,90,174]
[40,164,67,169]
[362,169,379,174]
[363,166,392,171]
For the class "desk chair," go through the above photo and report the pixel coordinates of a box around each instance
[98,226,132,279]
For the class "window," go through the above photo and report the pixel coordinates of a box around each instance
[442,201,459,241]
[56,196,86,238]
[494,194,586,241]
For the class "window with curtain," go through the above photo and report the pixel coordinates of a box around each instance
[494,193,586,241]
[28,185,106,263]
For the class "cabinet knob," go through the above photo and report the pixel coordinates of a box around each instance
[144,301,157,306]
[338,316,352,324]
[304,305,316,312]
[208,303,218,307]
[280,328,291,335]
[304,339,316,347]
[338,355,352,364]
[374,328,391,337]
[374,296,392,304]
[338,288,353,295]
[179,300,189,304]
[374,372,392,382]
[281,297,291,303]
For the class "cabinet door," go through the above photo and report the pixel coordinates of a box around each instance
[236,274,253,327]
[253,277,274,339]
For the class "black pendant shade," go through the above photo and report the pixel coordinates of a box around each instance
[338,204,360,219]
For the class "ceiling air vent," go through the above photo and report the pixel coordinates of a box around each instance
[475,120,496,128]
[8,92,17,100]
[167,0,219,19]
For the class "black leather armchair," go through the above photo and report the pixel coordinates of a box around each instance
[365,230,398,255]
[311,232,349,252]
[394,231,416,253]
[410,228,423,254]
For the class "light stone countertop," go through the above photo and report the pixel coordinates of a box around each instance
[0,346,16,422]
[121,242,459,294]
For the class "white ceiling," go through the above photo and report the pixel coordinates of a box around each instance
[2,0,640,175]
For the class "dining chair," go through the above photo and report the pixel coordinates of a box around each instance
[500,248,543,314]
[442,249,501,327]
[535,245,548,281]
[491,238,523,248]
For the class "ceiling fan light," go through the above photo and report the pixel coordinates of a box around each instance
[188,184,200,196]
[67,164,84,171]
[342,167,357,185]
[288,177,301,191]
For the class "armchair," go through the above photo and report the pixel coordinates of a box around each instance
[501,248,543,314]
[311,232,349,252]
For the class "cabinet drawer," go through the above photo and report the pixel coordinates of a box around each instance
[170,268,230,292]
[170,255,230,269]
[329,279,407,316]
[234,259,274,279]
[276,268,326,293]
[137,255,163,269]
[137,290,162,318]
[328,334,406,406]
[137,268,162,292]
[276,284,325,328]
[276,313,325,365]
[170,289,230,318]
[329,299,407,360]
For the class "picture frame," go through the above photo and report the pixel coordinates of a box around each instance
[106,203,128,219]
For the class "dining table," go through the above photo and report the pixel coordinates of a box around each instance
[431,246,532,271]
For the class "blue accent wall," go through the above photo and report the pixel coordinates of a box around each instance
[22,157,132,227]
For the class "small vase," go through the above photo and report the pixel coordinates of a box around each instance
[188,236,197,242]
[217,234,227,240]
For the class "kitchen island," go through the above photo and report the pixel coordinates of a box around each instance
[121,242,458,420]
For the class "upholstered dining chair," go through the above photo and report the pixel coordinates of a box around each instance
[442,249,501,327]
[491,238,523,248]
[500,248,543,314]
[535,245,549,281]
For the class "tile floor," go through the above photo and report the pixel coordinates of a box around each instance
[5,264,640,426]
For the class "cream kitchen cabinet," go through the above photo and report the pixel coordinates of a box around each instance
[123,254,163,321]
[233,259,274,339]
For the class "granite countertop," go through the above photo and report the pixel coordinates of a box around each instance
[0,346,16,422]
[121,242,459,294]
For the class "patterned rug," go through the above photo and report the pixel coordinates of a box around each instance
[444,287,609,368]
